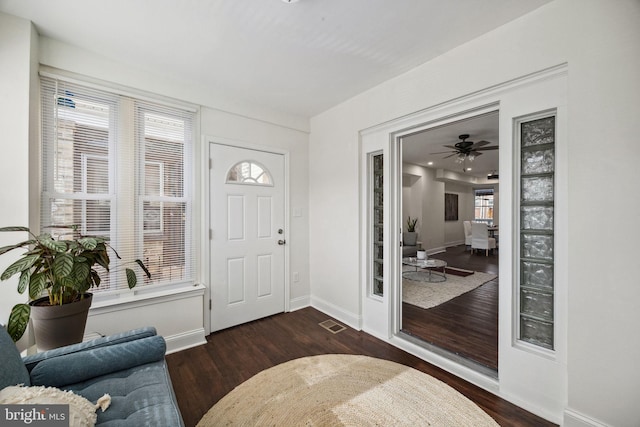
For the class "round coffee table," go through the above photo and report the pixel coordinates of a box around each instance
[402,257,447,283]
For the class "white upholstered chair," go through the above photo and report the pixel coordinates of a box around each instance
[471,222,497,256]
[463,221,472,250]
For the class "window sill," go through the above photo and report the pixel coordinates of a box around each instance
[89,283,205,314]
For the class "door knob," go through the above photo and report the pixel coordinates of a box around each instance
[278,239,286,245]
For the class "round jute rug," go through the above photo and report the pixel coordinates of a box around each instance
[197,354,499,426]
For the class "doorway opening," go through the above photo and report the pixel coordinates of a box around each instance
[398,110,499,375]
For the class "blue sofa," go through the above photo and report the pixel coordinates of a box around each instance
[0,325,184,426]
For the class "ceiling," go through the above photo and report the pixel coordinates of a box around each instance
[0,0,550,118]
[402,111,499,181]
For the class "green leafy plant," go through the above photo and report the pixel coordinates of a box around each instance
[406,216,418,232]
[0,225,150,341]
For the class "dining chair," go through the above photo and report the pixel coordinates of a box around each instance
[471,222,497,256]
[463,221,472,250]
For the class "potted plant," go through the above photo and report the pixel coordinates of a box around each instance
[0,225,150,349]
[404,216,418,247]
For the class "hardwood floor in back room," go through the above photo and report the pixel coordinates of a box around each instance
[166,307,555,427]
[402,244,499,371]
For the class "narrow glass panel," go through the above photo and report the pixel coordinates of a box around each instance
[371,153,383,297]
[518,113,556,350]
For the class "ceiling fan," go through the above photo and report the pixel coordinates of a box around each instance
[431,134,498,162]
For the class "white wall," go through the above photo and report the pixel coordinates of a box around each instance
[310,1,640,425]
[0,15,37,346]
[0,14,310,349]
[38,38,309,134]
[562,1,640,426]
[403,165,476,250]
[402,163,445,252]
[37,41,311,338]
[200,108,310,307]
[443,182,473,247]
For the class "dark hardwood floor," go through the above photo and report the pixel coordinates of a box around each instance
[402,245,499,371]
[434,244,499,276]
[401,245,498,373]
[166,307,555,427]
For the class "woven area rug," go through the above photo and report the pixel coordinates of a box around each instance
[403,270,497,310]
[197,354,499,426]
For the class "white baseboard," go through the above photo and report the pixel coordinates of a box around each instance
[426,246,447,256]
[289,295,311,312]
[310,295,361,330]
[165,328,206,354]
[563,408,610,427]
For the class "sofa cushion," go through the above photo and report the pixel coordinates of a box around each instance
[30,335,166,388]
[0,325,30,388]
[65,360,184,427]
[23,327,158,374]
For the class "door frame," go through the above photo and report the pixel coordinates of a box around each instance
[359,64,568,423]
[202,135,291,335]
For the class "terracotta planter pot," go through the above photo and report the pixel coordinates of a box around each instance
[29,293,93,351]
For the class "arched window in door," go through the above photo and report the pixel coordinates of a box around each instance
[226,160,273,186]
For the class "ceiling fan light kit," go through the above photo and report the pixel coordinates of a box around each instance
[431,133,498,173]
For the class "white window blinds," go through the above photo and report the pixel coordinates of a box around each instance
[40,76,195,294]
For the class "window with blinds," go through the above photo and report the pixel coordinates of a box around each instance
[40,76,195,294]
[474,188,494,225]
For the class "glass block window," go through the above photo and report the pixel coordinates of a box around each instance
[226,161,273,186]
[371,153,384,297]
[518,115,555,350]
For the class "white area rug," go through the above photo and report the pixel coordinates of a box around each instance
[198,354,499,426]
[403,270,497,310]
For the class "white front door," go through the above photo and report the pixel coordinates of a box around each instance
[210,143,286,332]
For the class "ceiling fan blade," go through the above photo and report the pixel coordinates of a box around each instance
[442,153,457,159]
[472,140,492,148]
[470,151,483,157]
[443,145,459,150]
[430,150,456,155]
[475,145,499,151]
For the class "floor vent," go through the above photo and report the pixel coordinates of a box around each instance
[319,319,347,334]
